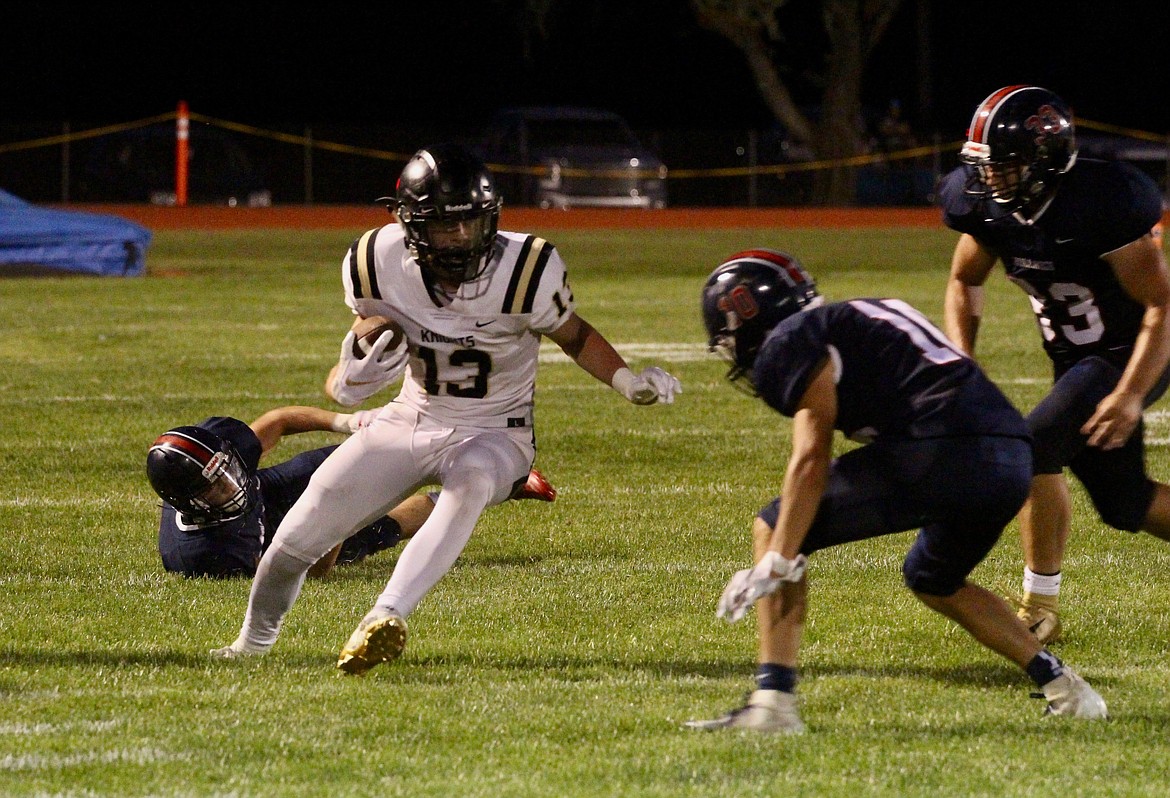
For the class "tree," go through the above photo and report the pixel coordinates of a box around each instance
[690,0,905,204]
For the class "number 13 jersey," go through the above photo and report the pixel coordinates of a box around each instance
[342,225,576,428]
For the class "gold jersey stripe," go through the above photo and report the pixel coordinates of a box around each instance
[505,236,548,315]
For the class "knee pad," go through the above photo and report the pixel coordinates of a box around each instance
[901,522,996,597]
[901,551,961,597]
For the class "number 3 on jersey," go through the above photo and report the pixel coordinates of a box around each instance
[418,347,492,398]
[1009,276,1104,345]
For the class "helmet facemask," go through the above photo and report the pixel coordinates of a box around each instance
[708,329,759,396]
[399,204,500,285]
[961,143,1028,206]
[187,448,251,519]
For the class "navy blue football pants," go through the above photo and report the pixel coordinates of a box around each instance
[1028,355,1170,531]
[757,435,1032,597]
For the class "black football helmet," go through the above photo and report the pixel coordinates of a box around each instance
[701,248,822,390]
[960,85,1077,215]
[146,425,253,523]
[386,143,502,285]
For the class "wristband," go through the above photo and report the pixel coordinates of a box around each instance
[611,366,636,397]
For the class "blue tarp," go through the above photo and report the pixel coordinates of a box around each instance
[0,189,151,276]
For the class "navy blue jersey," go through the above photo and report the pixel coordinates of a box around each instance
[753,299,1029,442]
[158,487,265,577]
[938,158,1163,370]
[158,419,400,578]
[257,446,336,535]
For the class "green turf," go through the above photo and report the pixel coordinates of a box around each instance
[2,225,1168,797]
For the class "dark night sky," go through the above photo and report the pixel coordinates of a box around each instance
[4,2,1168,138]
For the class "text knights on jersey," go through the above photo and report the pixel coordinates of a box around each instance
[420,328,477,348]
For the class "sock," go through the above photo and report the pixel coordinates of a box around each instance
[375,473,492,618]
[1025,650,1064,687]
[337,517,404,564]
[1023,567,1061,595]
[236,547,308,650]
[755,663,798,693]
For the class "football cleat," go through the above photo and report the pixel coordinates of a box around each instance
[1037,668,1108,719]
[1013,595,1063,645]
[209,639,270,659]
[513,468,557,502]
[336,608,407,675]
[684,689,806,734]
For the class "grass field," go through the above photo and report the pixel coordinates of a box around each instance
[2,223,1169,797]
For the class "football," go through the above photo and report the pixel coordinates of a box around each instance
[351,315,405,358]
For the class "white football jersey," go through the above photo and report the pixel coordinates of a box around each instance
[341,225,577,427]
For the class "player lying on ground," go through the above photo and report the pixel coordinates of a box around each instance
[147,405,555,579]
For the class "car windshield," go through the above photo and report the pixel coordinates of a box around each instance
[526,118,636,149]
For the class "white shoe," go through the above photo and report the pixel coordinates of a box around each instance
[685,689,805,734]
[1040,668,1108,719]
[210,639,270,659]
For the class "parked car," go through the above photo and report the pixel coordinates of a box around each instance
[77,123,272,207]
[479,106,667,209]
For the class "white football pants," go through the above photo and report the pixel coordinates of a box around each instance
[231,401,534,651]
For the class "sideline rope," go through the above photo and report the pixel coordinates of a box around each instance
[1,108,1164,181]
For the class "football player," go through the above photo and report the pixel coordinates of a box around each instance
[688,249,1106,733]
[148,405,556,579]
[213,143,681,671]
[938,85,1170,643]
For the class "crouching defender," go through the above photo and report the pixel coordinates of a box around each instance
[688,248,1107,734]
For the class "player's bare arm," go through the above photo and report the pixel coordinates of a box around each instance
[1083,233,1170,449]
[249,406,344,455]
[944,233,997,354]
[547,311,681,405]
[545,311,629,384]
[767,358,836,561]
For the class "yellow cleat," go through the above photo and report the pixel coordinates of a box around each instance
[1013,595,1063,645]
[336,610,407,675]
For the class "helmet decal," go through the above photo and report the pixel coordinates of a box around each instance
[201,451,229,480]
[728,249,811,289]
[150,430,215,467]
[1027,104,1064,150]
[720,284,759,322]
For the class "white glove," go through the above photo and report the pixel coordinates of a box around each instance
[716,550,807,623]
[611,366,682,405]
[329,409,380,433]
[329,329,408,407]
